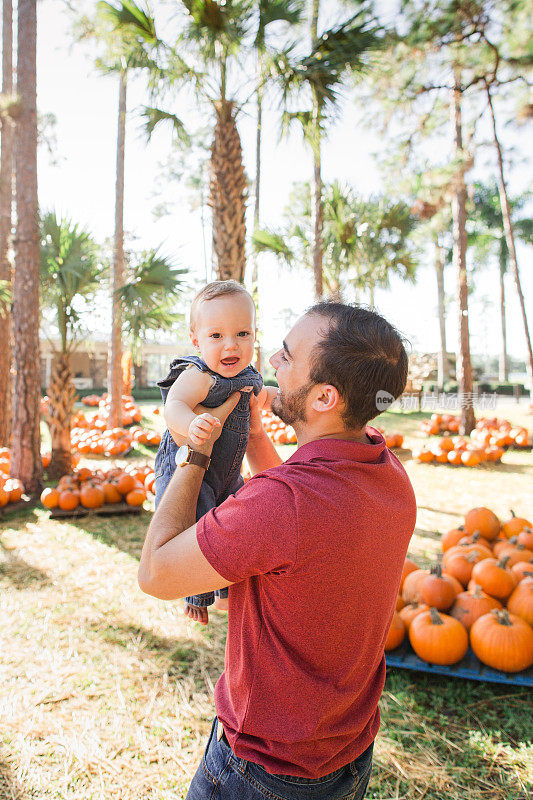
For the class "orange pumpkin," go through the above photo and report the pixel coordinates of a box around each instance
[409,608,469,666]
[495,543,533,568]
[511,561,533,583]
[402,568,429,604]
[461,451,480,467]
[115,473,136,496]
[507,576,533,627]
[470,556,517,601]
[41,487,60,509]
[464,507,500,540]
[0,486,9,507]
[399,558,419,592]
[80,484,105,509]
[102,481,122,504]
[4,478,24,503]
[517,528,533,550]
[384,612,406,651]
[470,609,533,673]
[441,526,465,552]
[449,586,502,631]
[501,511,532,539]
[58,489,80,511]
[125,487,147,507]
[419,564,459,610]
[399,602,429,631]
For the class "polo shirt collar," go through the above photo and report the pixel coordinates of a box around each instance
[285,427,386,465]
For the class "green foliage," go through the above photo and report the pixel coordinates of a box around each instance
[256,181,419,297]
[0,279,11,318]
[39,213,103,353]
[117,248,187,364]
[468,180,532,273]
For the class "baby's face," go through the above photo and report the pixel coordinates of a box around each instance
[191,293,256,377]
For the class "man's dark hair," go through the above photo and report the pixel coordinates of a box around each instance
[306,302,409,429]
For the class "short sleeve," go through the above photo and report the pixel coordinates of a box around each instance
[196,474,298,583]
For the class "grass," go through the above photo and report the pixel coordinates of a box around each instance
[1,402,532,799]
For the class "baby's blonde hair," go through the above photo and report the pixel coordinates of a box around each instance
[189,280,255,329]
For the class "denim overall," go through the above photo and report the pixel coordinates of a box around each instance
[154,355,263,609]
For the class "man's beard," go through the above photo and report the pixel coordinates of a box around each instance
[271,383,313,426]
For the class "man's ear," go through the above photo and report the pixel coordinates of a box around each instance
[311,384,340,414]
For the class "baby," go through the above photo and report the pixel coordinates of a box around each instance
[154,280,277,625]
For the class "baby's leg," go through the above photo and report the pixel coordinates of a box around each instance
[184,482,218,624]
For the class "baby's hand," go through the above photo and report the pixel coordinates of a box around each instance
[188,413,221,446]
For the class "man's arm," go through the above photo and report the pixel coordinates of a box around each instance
[138,393,240,601]
[246,391,283,475]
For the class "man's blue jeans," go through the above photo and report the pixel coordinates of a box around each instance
[186,717,373,800]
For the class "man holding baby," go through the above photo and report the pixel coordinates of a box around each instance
[139,299,416,800]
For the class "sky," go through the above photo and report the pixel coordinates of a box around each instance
[34,0,532,372]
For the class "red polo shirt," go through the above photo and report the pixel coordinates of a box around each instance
[196,429,416,778]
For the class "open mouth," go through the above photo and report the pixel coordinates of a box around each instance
[221,357,239,366]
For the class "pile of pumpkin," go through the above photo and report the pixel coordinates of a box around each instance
[261,411,297,445]
[420,414,530,449]
[420,414,461,435]
[0,448,25,508]
[40,464,155,512]
[81,394,101,406]
[471,417,530,449]
[71,426,134,457]
[387,507,533,672]
[412,434,504,466]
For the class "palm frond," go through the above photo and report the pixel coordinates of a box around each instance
[139,106,191,144]
[0,279,12,318]
[254,0,303,50]
[97,0,157,43]
[252,229,294,263]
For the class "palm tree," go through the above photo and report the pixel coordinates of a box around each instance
[272,3,383,297]
[131,1,311,284]
[0,0,14,447]
[469,181,532,383]
[75,0,159,427]
[251,0,303,367]
[254,181,418,301]
[40,213,102,478]
[117,248,186,385]
[10,0,42,495]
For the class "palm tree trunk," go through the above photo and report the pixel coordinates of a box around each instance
[209,99,247,282]
[310,0,323,299]
[486,85,533,390]
[435,236,449,389]
[252,61,263,371]
[47,352,76,479]
[108,69,126,428]
[0,0,14,447]
[451,68,475,435]
[498,246,508,383]
[11,0,42,494]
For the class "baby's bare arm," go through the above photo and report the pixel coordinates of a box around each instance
[164,368,216,445]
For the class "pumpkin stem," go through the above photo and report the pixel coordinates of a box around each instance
[492,608,513,626]
[471,585,484,598]
[498,555,511,569]
[510,509,516,518]
[429,607,444,625]
[430,564,443,578]
[508,535,519,545]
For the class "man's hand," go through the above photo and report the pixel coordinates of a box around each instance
[248,389,266,438]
